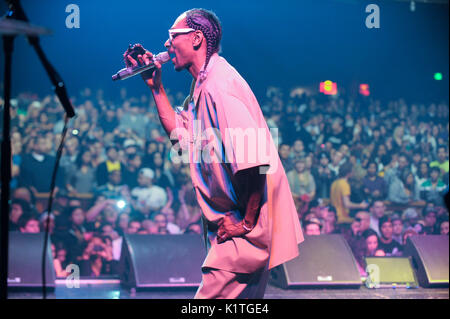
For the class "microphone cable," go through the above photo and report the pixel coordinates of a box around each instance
[42,114,71,299]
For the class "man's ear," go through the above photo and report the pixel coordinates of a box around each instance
[192,30,204,49]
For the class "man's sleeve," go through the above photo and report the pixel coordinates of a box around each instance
[308,175,316,194]
[205,91,271,176]
[384,167,396,186]
[343,181,351,197]
[174,106,188,128]
[380,178,387,198]
[18,157,30,188]
[287,171,296,196]
[173,106,189,141]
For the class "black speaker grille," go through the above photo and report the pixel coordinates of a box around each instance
[122,234,205,287]
[8,232,55,287]
[405,235,449,287]
[280,234,362,287]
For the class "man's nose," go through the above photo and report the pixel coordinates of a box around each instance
[164,39,171,50]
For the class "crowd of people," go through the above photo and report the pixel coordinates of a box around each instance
[3,85,449,277]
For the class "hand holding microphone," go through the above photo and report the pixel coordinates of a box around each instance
[114,43,170,90]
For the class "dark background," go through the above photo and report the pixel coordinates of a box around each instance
[1,0,448,104]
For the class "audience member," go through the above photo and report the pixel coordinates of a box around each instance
[10,198,31,231]
[430,146,449,177]
[8,85,448,279]
[279,143,294,173]
[311,152,335,199]
[18,135,64,193]
[402,228,418,245]
[18,213,40,233]
[303,218,322,236]
[439,218,449,235]
[355,211,371,233]
[80,235,114,277]
[363,162,387,201]
[391,213,404,244]
[419,167,447,206]
[377,216,403,256]
[184,222,203,235]
[330,161,368,225]
[422,209,438,235]
[96,145,123,186]
[122,152,143,190]
[130,168,168,220]
[287,158,316,204]
[388,169,421,204]
[52,243,69,278]
[66,149,97,194]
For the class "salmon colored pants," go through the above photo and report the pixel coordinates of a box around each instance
[194,266,270,299]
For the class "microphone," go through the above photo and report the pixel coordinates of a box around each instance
[112,51,170,81]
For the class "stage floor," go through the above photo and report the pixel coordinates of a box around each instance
[8,282,449,299]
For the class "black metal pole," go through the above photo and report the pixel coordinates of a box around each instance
[42,116,69,299]
[0,34,15,300]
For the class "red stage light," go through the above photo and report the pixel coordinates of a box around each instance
[359,83,370,96]
[319,80,337,95]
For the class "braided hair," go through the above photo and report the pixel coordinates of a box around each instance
[185,9,222,79]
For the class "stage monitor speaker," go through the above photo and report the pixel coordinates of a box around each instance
[404,235,449,288]
[119,234,206,288]
[8,232,56,289]
[270,234,362,288]
[364,257,419,288]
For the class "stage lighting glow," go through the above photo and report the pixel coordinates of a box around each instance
[320,80,337,95]
[359,84,370,96]
[116,200,126,209]
[72,129,79,135]
[434,73,443,81]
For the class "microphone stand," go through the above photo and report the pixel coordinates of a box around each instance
[0,29,14,302]
[0,0,75,299]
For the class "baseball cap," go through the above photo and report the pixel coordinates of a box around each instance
[139,168,154,180]
[402,208,419,220]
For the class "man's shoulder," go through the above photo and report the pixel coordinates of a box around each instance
[331,178,348,189]
[131,186,151,195]
[373,176,385,184]
[337,179,350,195]
[20,153,33,163]
[363,176,375,183]
[429,161,441,167]
[331,178,339,186]
[420,180,432,188]
[95,184,111,194]
[286,169,296,176]
[149,185,166,193]
[97,161,107,168]
[203,57,246,96]
[437,180,447,189]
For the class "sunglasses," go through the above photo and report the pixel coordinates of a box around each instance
[168,28,196,42]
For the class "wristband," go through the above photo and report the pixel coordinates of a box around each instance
[242,221,254,232]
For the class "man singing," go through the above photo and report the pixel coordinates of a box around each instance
[124,8,303,299]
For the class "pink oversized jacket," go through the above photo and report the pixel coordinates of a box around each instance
[172,53,303,273]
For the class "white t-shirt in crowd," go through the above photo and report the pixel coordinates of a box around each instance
[131,185,168,211]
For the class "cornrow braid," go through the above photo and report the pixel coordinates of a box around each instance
[185,9,222,80]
